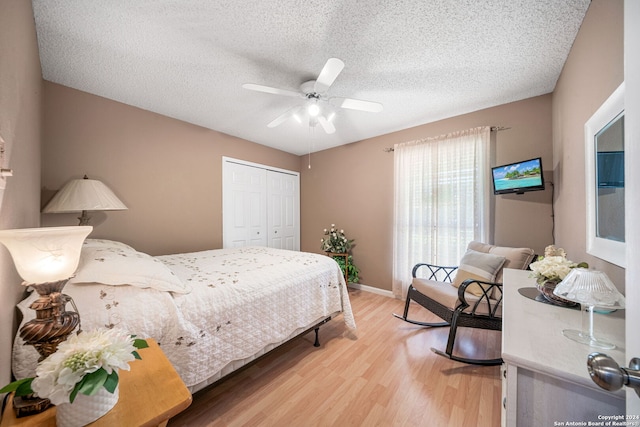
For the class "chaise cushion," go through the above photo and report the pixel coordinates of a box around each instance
[412,277,502,317]
[452,249,506,296]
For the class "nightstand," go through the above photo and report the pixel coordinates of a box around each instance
[1,339,191,427]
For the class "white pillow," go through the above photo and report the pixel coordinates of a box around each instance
[70,245,192,294]
[452,249,506,297]
[83,238,136,252]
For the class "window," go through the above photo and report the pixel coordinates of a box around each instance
[392,126,491,298]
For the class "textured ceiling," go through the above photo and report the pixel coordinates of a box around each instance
[32,0,590,155]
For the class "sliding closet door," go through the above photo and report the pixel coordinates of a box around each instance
[223,158,299,250]
[267,170,299,250]
[222,161,268,247]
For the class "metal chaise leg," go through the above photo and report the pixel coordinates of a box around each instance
[392,285,450,327]
[430,308,503,366]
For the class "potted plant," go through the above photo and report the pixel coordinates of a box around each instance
[321,224,359,283]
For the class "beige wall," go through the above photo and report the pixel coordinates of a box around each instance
[0,1,42,385]
[300,95,554,291]
[41,83,300,256]
[552,0,625,290]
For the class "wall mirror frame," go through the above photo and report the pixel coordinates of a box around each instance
[585,82,625,267]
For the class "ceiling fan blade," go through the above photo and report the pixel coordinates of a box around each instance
[242,83,301,98]
[314,58,345,94]
[330,96,383,113]
[317,115,336,134]
[267,106,302,128]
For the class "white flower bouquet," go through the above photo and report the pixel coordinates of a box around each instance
[320,223,354,253]
[529,245,588,285]
[529,246,588,306]
[1,328,148,405]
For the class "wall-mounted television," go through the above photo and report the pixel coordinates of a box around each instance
[491,157,545,195]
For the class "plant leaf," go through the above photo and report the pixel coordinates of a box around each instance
[103,370,119,393]
[70,368,108,402]
[80,369,109,395]
[16,380,35,397]
[132,351,141,360]
[0,378,33,395]
[70,383,80,403]
[133,338,149,350]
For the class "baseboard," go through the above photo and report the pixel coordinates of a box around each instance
[347,282,395,298]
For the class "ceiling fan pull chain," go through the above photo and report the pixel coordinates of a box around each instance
[308,124,314,169]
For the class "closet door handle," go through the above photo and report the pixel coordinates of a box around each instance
[587,353,640,398]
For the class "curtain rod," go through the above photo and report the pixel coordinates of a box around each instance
[383,126,511,152]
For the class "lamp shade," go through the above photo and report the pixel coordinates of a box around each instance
[43,177,127,213]
[0,226,92,283]
[553,268,625,308]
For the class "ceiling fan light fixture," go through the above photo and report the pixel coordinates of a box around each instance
[307,101,320,117]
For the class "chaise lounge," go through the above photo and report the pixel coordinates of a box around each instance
[394,241,535,365]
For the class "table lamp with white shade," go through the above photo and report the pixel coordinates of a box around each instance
[42,175,127,225]
[0,226,92,415]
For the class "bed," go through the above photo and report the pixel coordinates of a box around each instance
[12,239,356,393]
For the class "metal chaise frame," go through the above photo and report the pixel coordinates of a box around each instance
[393,262,503,366]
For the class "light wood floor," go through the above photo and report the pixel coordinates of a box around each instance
[168,288,502,427]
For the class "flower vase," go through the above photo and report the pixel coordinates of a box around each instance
[55,386,119,427]
[536,280,578,307]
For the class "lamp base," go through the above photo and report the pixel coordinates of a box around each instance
[78,210,91,226]
[20,278,80,360]
[562,329,616,349]
[12,395,52,418]
[13,278,80,417]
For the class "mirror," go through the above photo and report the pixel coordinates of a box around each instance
[585,82,625,267]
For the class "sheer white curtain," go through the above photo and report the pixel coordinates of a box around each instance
[392,126,491,299]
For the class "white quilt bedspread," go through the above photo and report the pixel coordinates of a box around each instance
[12,246,355,389]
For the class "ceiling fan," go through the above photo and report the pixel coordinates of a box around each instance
[242,58,383,134]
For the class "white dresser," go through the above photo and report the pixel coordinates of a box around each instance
[501,269,625,427]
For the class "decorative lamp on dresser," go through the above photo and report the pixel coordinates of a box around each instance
[501,269,625,427]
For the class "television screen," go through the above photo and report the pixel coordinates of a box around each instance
[596,151,624,188]
[491,157,545,195]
